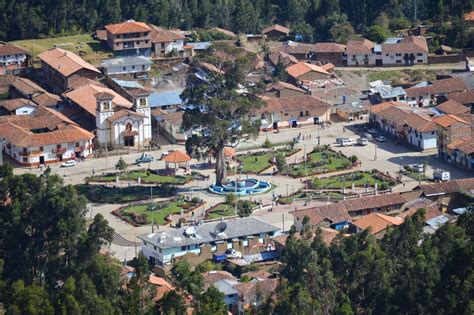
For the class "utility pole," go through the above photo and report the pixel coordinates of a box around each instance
[374,144,378,161]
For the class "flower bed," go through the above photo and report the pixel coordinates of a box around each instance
[284,148,353,178]
[233,148,299,174]
[310,170,396,190]
[113,198,205,226]
[76,184,176,203]
[86,169,194,185]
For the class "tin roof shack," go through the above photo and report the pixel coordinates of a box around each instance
[139,217,280,266]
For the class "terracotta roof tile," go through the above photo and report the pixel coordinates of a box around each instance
[401,198,442,221]
[447,90,474,105]
[106,109,146,122]
[105,20,151,35]
[0,44,27,56]
[418,178,474,196]
[209,27,237,38]
[286,62,329,79]
[269,51,298,67]
[12,77,46,96]
[321,63,335,71]
[346,39,375,55]
[202,271,236,289]
[265,81,305,93]
[0,98,36,112]
[405,78,467,98]
[262,24,290,35]
[38,48,100,77]
[433,114,470,127]
[32,92,61,107]
[149,25,185,43]
[241,270,270,280]
[163,150,190,163]
[314,42,346,53]
[464,11,474,21]
[259,95,330,116]
[64,83,132,116]
[370,101,408,114]
[381,36,428,53]
[353,213,403,234]
[280,43,314,55]
[436,100,470,115]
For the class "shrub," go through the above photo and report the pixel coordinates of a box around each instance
[225,194,237,205]
[275,154,287,172]
[262,137,272,148]
[191,197,201,204]
[177,217,187,228]
[380,182,389,190]
[237,200,253,217]
[350,155,358,163]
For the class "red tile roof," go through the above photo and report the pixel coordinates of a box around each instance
[265,81,305,93]
[163,150,191,163]
[447,90,474,105]
[433,114,470,128]
[106,109,146,122]
[269,51,298,67]
[202,271,236,289]
[105,20,151,35]
[286,62,329,79]
[381,36,428,53]
[464,11,474,21]
[262,24,290,35]
[260,95,330,116]
[38,48,100,77]
[401,198,442,221]
[32,92,61,107]
[346,39,375,55]
[405,78,467,98]
[0,98,36,112]
[370,101,408,114]
[353,213,403,234]
[209,27,237,38]
[0,44,27,56]
[418,178,474,196]
[436,100,470,115]
[148,24,185,43]
[314,42,346,53]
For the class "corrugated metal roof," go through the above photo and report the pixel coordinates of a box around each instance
[101,56,152,68]
[112,79,144,88]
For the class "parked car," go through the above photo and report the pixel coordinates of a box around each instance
[136,153,154,164]
[433,169,450,182]
[336,137,350,145]
[357,138,368,146]
[340,138,356,146]
[368,128,378,134]
[361,133,373,140]
[61,160,77,167]
[409,164,424,173]
[375,135,386,142]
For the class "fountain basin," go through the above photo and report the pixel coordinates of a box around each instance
[209,179,272,195]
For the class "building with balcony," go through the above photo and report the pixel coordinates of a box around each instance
[105,20,152,57]
[139,217,280,266]
[0,44,29,75]
[379,36,428,66]
[38,48,101,94]
[346,39,375,66]
[0,106,93,166]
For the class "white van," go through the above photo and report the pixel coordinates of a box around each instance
[433,169,450,182]
[340,138,356,147]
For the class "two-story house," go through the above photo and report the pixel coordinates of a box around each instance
[404,78,468,107]
[313,42,347,66]
[433,114,472,164]
[0,106,93,166]
[255,95,331,130]
[379,36,428,66]
[0,44,29,75]
[100,56,153,80]
[38,48,101,94]
[346,39,375,66]
[148,24,190,57]
[105,20,152,57]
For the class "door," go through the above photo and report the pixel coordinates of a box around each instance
[124,136,135,147]
[272,122,278,129]
[39,156,45,165]
[375,59,382,66]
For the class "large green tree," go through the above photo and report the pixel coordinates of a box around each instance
[181,44,264,185]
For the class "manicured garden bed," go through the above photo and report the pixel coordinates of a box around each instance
[234,148,299,174]
[310,171,395,190]
[116,198,204,225]
[284,148,353,177]
[87,170,192,185]
[75,184,176,203]
[278,191,346,204]
[205,200,259,220]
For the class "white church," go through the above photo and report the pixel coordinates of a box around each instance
[94,88,152,148]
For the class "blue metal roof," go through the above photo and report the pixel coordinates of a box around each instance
[426,215,450,230]
[148,90,184,108]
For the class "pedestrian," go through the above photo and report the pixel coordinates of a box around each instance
[309,134,311,139]
[343,127,345,132]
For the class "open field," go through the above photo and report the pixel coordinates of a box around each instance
[12,34,111,66]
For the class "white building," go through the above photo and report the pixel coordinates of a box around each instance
[0,98,37,115]
[149,25,191,57]
[139,217,280,266]
[379,36,429,66]
[0,106,93,166]
[95,88,152,147]
[345,39,376,66]
[100,56,152,80]
[0,44,28,75]
[404,78,468,107]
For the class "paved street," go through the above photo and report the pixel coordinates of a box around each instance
[12,119,473,261]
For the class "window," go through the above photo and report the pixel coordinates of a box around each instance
[417,53,423,56]
[299,111,304,117]
[305,110,309,116]
[39,146,43,151]
[396,53,401,56]
[132,65,135,69]
[396,60,402,64]
[181,246,186,251]
[386,54,389,56]
[56,144,61,149]
[417,60,423,63]
[103,101,111,110]
[139,98,147,107]
[75,142,80,147]
[136,41,139,44]
[123,67,126,71]
[23,157,27,163]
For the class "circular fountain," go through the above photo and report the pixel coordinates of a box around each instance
[209,178,272,195]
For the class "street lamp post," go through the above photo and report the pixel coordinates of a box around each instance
[374,144,378,161]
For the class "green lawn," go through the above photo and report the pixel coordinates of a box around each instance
[278,191,345,204]
[286,150,352,177]
[120,200,199,225]
[237,149,297,174]
[88,171,191,185]
[313,171,394,189]
[75,184,176,203]
[12,34,111,66]
[206,203,237,219]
